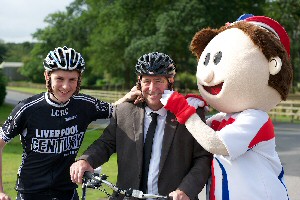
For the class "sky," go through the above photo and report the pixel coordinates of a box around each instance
[0,0,74,43]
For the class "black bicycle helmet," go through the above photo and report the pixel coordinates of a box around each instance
[43,46,85,73]
[135,52,176,77]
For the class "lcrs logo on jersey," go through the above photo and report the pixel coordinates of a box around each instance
[51,108,69,117]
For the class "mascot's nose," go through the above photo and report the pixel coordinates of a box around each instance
[197,68,214,84]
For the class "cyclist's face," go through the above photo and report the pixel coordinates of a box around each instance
[46,70,79,103]
[140,75,169,111]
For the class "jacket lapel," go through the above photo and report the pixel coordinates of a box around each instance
[159,111,178,175]
[133,104,145,175]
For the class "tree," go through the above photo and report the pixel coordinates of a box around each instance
[20,0,96,84]
[85,0,267,88]
[0,66,7,106]
[0,41,7,60]
[264,0,300,90]
[24,0,300,92]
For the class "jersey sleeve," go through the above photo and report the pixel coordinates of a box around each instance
[0,102,27,143]
[94,98,114,119]
[217,109,270,160]
[76,94,113,121]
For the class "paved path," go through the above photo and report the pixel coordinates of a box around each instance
[4,90,300,199]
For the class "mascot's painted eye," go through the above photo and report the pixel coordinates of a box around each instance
[204,53,210,66]
[213,51,222,65]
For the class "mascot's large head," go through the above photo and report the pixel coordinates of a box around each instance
[190,14,293,113]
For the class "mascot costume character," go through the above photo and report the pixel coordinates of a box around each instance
[161,14,292,199]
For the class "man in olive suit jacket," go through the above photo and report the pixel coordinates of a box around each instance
[70,52,212,200]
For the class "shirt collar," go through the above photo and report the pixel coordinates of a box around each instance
[145,106,167,117]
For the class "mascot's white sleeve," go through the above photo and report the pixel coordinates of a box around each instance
[185,113,229,155]
[161,90,229,155]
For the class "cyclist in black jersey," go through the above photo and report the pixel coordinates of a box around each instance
[0,46,139,200]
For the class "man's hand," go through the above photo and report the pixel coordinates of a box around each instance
[169,189,190,200]
[0,192,11,200]
[70,160,94,184]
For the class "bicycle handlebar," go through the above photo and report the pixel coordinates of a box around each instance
[82,171,169,199]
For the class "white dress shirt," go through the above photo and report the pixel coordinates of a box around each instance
[144,106,167,195]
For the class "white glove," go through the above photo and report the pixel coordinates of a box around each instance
[186,97,205,109]
[187,97,210,111]
[161,90,174,106]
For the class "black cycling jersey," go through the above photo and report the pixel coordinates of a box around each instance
[0,92,113,193]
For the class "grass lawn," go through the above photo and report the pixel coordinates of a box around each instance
[0,104,14,124]
[0,103,118,200]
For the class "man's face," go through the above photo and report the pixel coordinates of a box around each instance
[140,75,169,111]
[45,69,79,103]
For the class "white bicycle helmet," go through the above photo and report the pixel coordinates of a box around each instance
[43,46,85,73]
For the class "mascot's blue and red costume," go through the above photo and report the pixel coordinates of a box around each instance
[161,14,292,200]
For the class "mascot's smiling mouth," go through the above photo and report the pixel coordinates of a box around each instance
[203,82,223,95]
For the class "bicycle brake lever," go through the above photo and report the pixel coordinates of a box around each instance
[131,189,144,198]
[131,190,168,199]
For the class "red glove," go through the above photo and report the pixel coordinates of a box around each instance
[164,92,196,124]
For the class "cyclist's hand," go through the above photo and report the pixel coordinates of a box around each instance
[169,189,190,200]
[70,160,93,184]
[113,86,142,105]
[0,192,11,200]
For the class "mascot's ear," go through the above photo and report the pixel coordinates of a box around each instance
[190,28,219,59]
[269,56,282,75]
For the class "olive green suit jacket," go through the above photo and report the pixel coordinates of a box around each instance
[79,102,212,200]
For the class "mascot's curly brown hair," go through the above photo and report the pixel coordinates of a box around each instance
[161,14,292,199]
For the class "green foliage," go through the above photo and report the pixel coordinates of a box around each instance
[263,0,300,87]
[0,69,7,106]
[176,72,198,90]
[0,41,8,58]
[0,42,34,62]
[19,56,45,83]
[11,0,300,90]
